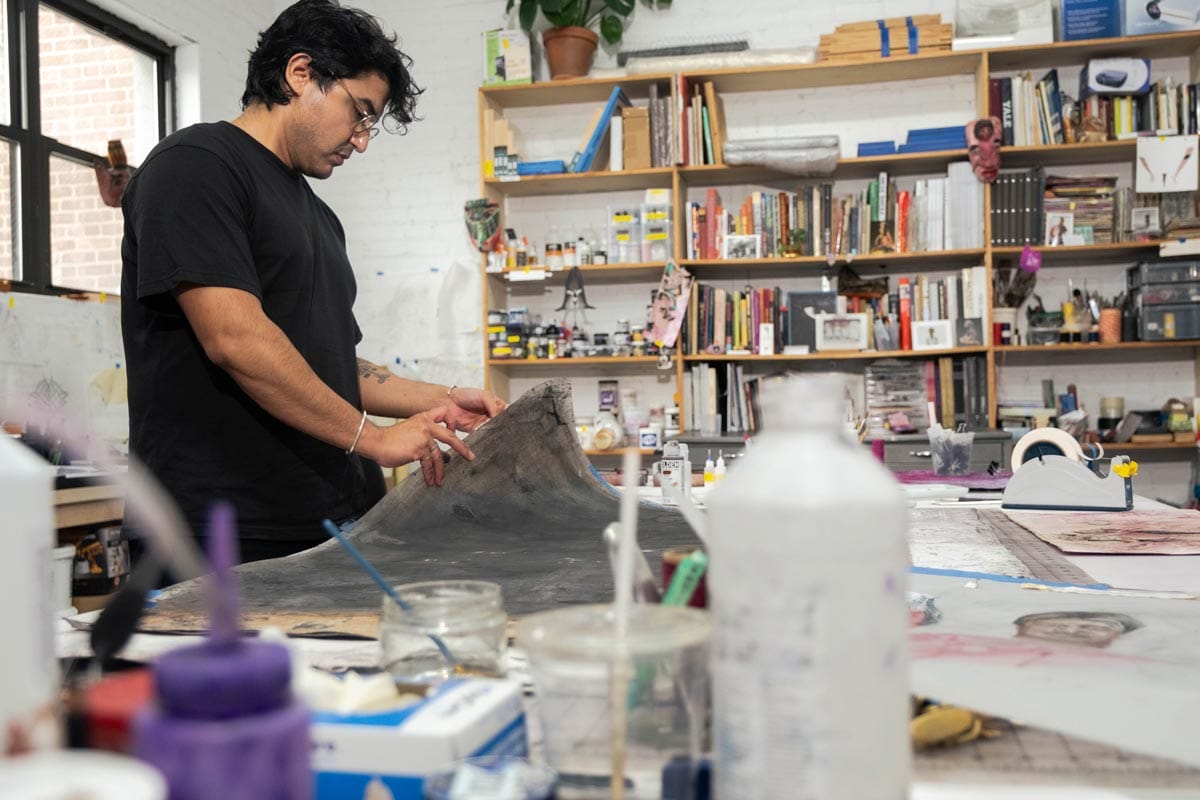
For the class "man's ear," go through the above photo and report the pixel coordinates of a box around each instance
[282,52,315,99]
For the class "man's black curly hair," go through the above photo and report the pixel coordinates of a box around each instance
[241,0,422,133]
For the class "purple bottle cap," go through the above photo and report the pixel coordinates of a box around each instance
[155,639,292,719]
[153,502,292,719]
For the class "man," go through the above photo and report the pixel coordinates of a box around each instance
[121,0,505,562]
[1013,611,1142,649]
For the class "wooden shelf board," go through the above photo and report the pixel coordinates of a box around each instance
[486,167,674,197]
[991,241,1165,264]
[684,346,988,363]
[495,262,667,283]
[683,249,985,270]
[678,150,967,185]
[693,50,982,93]
[479,72,675,108]
[488,356,662,368]
[987,31,1200,71]
[1001,140,1136,168]
[584,448,655,456]
[997,341,1200,355]
[1106,441,1197,451]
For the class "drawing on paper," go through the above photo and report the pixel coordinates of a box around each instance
[1013,611,1143,649]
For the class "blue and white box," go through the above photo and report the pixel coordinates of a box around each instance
[312,678,527,800]
[1060,0,1122,39]
[1125,0,1200,34]
[1080,58,1151,97]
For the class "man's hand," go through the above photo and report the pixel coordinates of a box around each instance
[441,387,508,433]
[360,409,474,486]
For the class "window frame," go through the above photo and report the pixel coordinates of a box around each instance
[1,0,173,294]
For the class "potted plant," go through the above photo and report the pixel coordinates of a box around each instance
[505,0,672,80]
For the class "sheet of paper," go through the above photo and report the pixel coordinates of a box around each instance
[1004,509,1200,555]
[1135,135,1199,193]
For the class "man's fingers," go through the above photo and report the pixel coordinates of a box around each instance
[420,450,435,486]
[433,445,444,486]
[483,393,506,417]
[431,425,474,461]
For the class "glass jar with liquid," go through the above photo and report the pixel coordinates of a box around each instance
[380,580,507,683]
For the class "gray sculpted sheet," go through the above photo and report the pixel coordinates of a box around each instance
[144,379,698,636]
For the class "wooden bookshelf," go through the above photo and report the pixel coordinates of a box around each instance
[584,447,655,456]
[479,30,1200,462]
[683,248,986,271]
[1106,441,1198,452]
[485,167,673,197]
[684,346,989,363]
[986,30,1200,71]
[996,340,1200,355]
[497,262,667,283]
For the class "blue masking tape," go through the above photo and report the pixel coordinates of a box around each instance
[910,565,1109,591]
[906,16,919,54]
[877,19,890,58]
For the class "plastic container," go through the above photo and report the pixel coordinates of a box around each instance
[133,504,311,800]
[517,604,710,800]
[705,374,911,800]
[0,433,59,755]
[1127,260,1200,289]
[0,750,166,799]
[52,543,77,616]
[380,580,507,683]
[1140,303,1200,340]
[1137,281,1200,305]
[927,424,975,476]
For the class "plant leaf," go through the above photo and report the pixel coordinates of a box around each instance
[518,0,538,31]
[599,12,624,44]
[604,0,635,15]
[544,0,584,27]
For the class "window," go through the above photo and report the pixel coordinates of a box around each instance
[1,0,172,294]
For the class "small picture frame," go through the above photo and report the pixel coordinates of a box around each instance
[1131,206,1162,238]
[912,318,955,351]
[722,234,761,260]
[955,317,985,347]
[1045,212,1074,246]
[814,313,869,351]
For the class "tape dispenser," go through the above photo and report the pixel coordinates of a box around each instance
[1001,429,1137,512]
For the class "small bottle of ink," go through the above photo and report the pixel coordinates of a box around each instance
[703,450,715,487]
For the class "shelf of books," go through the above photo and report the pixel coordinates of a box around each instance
[479,29,1200,448]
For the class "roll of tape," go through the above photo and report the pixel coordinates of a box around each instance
[1010,428,1085,473]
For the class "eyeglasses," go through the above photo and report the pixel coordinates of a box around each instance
[335,78,380,140]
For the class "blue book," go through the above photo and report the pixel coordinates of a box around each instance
[517,160,566,176]
[857,141,897,157]
[571,86,631,173]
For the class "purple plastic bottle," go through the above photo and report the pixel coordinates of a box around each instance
[133,503,311,800]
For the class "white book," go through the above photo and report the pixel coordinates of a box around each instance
[609,116,624,172]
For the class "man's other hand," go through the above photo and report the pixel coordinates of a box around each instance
[442,387,508,433]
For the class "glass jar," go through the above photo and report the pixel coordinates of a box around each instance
[380,580,507,684]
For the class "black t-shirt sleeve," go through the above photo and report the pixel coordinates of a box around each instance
[128,145,261,304]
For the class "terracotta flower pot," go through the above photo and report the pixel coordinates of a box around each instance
[542,26,598,80]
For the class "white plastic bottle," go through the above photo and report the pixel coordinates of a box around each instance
[713,451,726,483]
[705,375,910,800]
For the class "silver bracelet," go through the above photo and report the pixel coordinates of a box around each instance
[346,409,368,455]
[446,384,458,400]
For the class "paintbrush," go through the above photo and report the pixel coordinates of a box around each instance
[321,519,456,666]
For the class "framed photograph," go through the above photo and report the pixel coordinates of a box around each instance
[722,234,761,260]
[955,317,985,347]
[912,318,955,351]
[814,313,869,352]
[1044,212,1074,246]
[1131,206,1162,238]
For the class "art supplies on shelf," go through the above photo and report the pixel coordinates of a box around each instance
[569,85,632,173]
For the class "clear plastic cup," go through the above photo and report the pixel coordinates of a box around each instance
[422,756,557,800]
[517,604,711,799]
[927,425,975,476]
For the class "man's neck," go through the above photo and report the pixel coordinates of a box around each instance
[231,104,292,169]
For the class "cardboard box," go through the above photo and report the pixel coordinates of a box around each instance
[482,29,531,86]
[1080,58,1151,97]
[1060,0,1122,39]
[622,106,651,171]
[312,678,527,800]
[1125,0,1200,34]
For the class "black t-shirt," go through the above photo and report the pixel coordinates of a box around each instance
[120,121,385,542]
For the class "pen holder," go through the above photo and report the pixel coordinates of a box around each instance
[1099,308,1122,344]
[927,425,974,476]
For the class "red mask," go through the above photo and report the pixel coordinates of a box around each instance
[967,117,1002,183]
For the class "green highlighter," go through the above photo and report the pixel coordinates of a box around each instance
[627,550,708,707]
[661,550,708,607]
